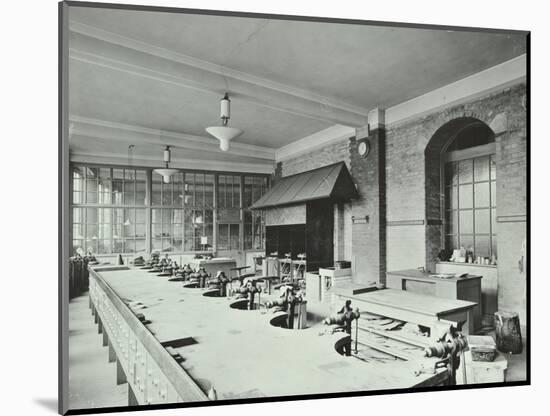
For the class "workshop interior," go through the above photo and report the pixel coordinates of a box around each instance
[59,2,529,414]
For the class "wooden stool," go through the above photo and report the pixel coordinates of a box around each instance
[494,311,523,354]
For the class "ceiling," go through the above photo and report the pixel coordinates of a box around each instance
[67,5,527,171]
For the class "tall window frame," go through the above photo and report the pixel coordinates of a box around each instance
[70,164,269,256]
[443,143,497,259]
[71,166,147,256]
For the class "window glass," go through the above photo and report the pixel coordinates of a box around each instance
[445,156,496,259]
[474,183,490,208]
[71,165,268,255]
[458,160,473,184]
[474,157,489,182]
[475,235,491,257]
[475,209,490,234]
[71,165,148,255]
[458,184,473,209]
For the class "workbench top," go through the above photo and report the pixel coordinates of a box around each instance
[387,269,482,282]
[346,288,477,316]
[92,266,446,400]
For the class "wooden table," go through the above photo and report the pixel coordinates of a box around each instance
[87,265,448,407]
[332,287,477,335]
[386,269,482,331]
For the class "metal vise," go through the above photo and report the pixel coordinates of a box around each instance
[188,267,210,288]
[423,325,468,385]
[176,264,194,281]
[265,285,304,329]
[234,279,262,310]
[207,271,231,297]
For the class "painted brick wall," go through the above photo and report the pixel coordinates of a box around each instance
[276,82,527,324]
[281,139,352,176]
[385,82,527,323]
[350,130,386,285]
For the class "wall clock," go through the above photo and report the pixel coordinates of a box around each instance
[357,139,370,158]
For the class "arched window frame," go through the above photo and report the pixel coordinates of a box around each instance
[441,124,497,260]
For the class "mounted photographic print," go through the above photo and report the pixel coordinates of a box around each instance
[59,1,530,414]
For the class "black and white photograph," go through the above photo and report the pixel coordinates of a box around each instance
[55,1,532,414]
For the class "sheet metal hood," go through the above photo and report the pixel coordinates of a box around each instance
[250,162,358,210]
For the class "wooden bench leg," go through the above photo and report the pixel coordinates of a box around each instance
[108,338,116,362]
[128,384,139,406]
[116,359,127,385]
[102,326,108,346]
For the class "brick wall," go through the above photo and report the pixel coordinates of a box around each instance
[386,82,527,323]
[276,82,527,324]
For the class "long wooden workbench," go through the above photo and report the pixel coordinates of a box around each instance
[87,265,449,408]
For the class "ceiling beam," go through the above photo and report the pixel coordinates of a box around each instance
[69,21,367,127]
[70,151,274,174]
[69,116,276,161]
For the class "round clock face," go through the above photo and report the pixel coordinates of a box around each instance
[358,140,370,158]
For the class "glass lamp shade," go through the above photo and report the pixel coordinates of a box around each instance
[154,168,179,183]
[205,126,243,151]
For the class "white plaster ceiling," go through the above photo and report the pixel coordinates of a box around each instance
[67,5,526,169]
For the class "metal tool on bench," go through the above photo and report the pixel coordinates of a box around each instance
[207,271,231,297]
[133,255,145,266]
[185,267,210,288]
[324,300,361,356]
[265,283,305,329]
[157,260,176,276]
[421,325,468,385]
[234,278,262,310]
[177,264,193,281]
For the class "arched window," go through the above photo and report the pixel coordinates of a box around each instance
[443,121,497,260]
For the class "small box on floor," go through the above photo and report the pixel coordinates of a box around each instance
[468,335,497,362]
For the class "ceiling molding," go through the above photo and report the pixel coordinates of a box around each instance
[70,151,274,175]
[385,54,527,127]
[69,21,367,127]
[69,115,276,161]
[275,125,355,162]
[274,54,527,160]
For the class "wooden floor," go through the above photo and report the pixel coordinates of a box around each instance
[68,293,127,410]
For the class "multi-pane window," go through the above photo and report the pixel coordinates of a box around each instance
[182,173,214,251]
[445,155,497,258]
[152,208,183,252]
[217,175,241,251]
[218,175,240,208]
[71,166,147,255]
[218,223,241,250]
[71,164,268,255]
[243,176,268,250]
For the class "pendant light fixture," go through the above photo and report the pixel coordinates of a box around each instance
[205,93,243,151]
[154,145,179,183]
